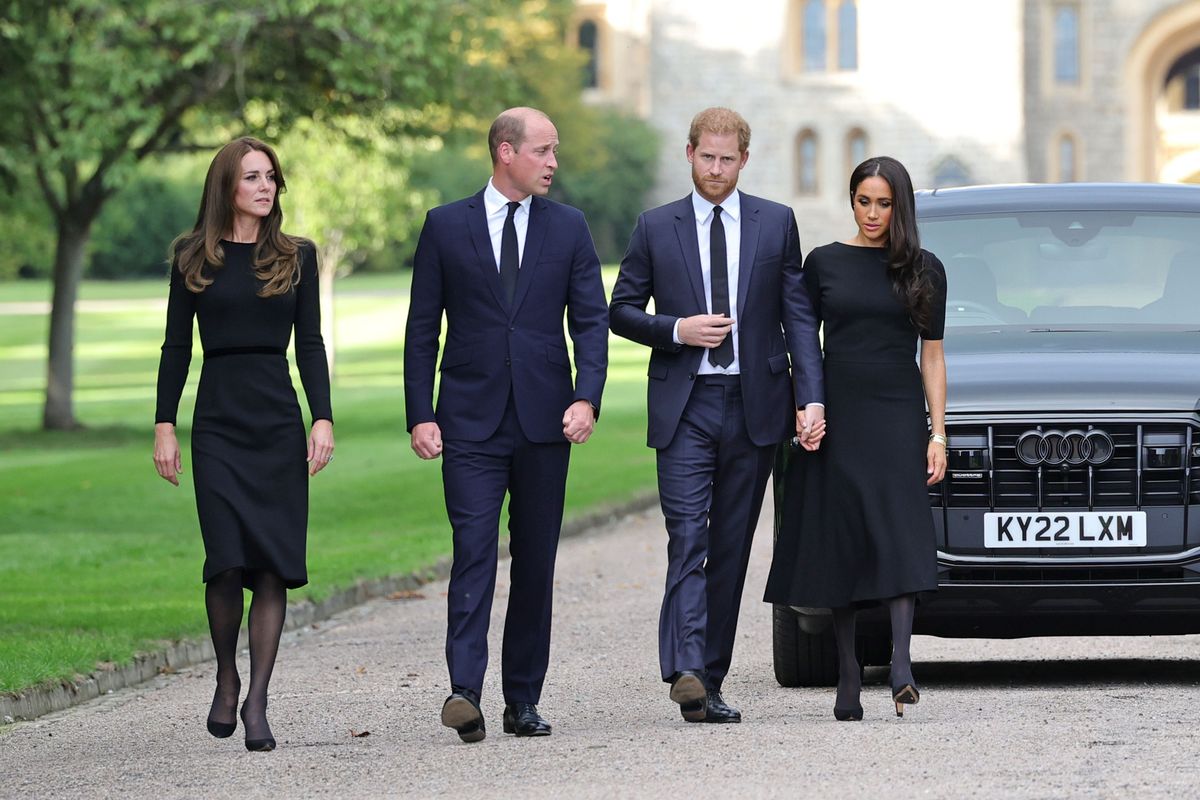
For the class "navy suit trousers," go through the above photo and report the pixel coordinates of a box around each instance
[655,376,775,689]
[441,395,570,704]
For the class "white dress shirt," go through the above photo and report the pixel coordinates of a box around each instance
[673,189,742,375]
[483,178,532,270]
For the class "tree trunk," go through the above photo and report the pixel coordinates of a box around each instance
[318,230,344,378]
[42,216,94,430]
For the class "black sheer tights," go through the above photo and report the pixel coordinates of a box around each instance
[831,593,918,708]
[205,568,288,741]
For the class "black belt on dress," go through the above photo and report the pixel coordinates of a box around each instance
[203,346,286,360]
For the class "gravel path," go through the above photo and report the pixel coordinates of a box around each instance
[4,500,1200,799]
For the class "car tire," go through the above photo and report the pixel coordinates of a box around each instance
[772,604,839,687]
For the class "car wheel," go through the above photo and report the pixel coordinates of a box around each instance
[772,604,838,687]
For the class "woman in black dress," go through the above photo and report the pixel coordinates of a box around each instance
[764,156,947,720]
[153,137,334,751]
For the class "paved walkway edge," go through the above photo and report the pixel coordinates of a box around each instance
[0,490,659,724]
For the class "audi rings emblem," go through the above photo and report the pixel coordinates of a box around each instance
[1015,429,1115,467]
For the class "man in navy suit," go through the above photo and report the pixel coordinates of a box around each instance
[404,107,608,742]
[610,107,825,723]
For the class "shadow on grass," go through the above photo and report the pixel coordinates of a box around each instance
[0,424,152,451]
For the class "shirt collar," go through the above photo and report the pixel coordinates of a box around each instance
[691,188,741,224]
[485,178,532,217]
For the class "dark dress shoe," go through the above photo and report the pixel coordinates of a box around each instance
[669,670,707,722]
[701,690,741,723]
[441,691,486,743]
[502,703,552,737]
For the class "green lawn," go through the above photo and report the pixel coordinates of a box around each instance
[0,271,656,693]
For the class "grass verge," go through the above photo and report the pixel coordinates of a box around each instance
[0,271,655,693]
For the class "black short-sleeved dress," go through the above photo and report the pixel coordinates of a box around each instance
[764,242,946,608]
[155,240,332,589]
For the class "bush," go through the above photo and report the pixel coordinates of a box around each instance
[87,172,198,279]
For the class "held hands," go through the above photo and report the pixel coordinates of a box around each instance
[562,399,595,444]
[307,419,335,476]
[411,421,443,460]
[926,437,947,486]
[153,422,183,486]
[794,404,826,451]
[677,314,734,349]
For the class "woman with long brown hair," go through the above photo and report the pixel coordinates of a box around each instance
[765,156,947,721]
[153,137,333,751]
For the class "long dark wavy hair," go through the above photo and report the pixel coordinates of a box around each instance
[170,137,301,297]
[849,156,934,332]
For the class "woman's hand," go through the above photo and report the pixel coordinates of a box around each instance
[154,422,183,486]
[926,438,947,486]
[307,419,335,476]
[795,404,826,452]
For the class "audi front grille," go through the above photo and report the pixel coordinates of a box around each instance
[929,422,1200,510]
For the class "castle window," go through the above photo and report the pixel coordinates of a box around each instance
[933,157,971,189]
[837,0,857,71]
[1052,4,1080,84]
[579,19,600,89]
[846,128,868,174]
[1056,134,1079,182]
[803,0,827,72]
[796,130,819,195]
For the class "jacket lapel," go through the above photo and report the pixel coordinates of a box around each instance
[737,194,760,320]
[672,196,708,313]
[511,195,548,317]
[465,189,508,310]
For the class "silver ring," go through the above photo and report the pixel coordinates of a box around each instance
[324,455,333,462]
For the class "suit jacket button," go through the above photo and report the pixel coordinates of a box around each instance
[688,373,695,381]
[509,325,515,332]
[505,358,511,366]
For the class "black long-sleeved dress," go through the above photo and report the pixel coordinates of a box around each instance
[765,243,946,607]
[155,240,332,588]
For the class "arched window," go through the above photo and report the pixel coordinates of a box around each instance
[1053,5,1080,84]
[796,130,819,194]
[837,0,857,71]
[1187,65,1200,110]
[1057,134,1078,182]
[933,156,971,189]
[578,20,599,89]
[846,128,868,173]
[803,0,826,72]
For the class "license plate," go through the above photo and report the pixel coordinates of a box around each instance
[983,512,1147,548]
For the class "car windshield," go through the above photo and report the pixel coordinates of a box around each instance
[918,210,1200,328]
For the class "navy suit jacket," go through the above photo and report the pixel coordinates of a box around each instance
[609,192,823,449]
[404,189,608,443]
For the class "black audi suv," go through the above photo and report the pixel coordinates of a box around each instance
[773,182,1200,686]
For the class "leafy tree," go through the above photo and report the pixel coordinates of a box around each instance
[281,117,436,373]
[0,0,574,429]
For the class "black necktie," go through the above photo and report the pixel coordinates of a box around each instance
[708,205,733,367]
[500,200,520,303]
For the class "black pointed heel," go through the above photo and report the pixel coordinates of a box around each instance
[891,682,920,718]
[833,704,864,721]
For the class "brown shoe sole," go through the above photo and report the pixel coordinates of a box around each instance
[441,697,486,743]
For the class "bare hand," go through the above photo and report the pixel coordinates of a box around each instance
[677,314,735,349]
[926,439,947,486]
[795,404,826,452]
[153,422,183,486]
[562,399,596,444]
[307,419,335,476]
[411,421,443,460]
